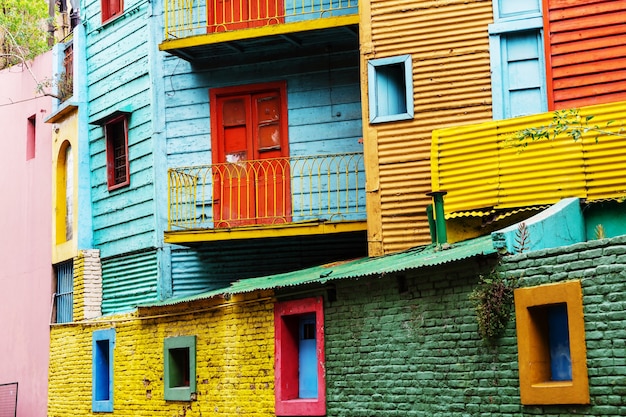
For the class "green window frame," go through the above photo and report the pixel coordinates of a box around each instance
[164,336,196,401]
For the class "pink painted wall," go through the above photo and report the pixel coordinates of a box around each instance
[0,52,53,417]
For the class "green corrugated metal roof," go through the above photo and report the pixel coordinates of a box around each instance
[139,235,496,308]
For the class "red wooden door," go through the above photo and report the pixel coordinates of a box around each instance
[208,0,284,32]
[211,84,291,227]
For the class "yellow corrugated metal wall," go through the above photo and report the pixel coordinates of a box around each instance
[361,0,494,256]
[431,101,626,215]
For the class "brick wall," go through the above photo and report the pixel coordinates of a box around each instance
[49,235,626,416]
[73,249,102,321]
[325,234,626,416]
[48,292,275,417]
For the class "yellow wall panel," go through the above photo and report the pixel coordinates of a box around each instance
[431,101,626,216]
[48,293,275,417]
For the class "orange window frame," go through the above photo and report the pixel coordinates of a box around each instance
[514,280,590,405]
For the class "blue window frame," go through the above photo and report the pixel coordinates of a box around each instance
[368,55,413,124]
[92,328,115,412]
[489,0,546,119]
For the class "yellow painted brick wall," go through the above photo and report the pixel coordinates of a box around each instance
[48,292,276,416]
[72,254,84,322]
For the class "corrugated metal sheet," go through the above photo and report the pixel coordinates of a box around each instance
[546,0,626,109]
[170,231,367,298]
[140,234,496,307]
[432,100,626,216]
[366,0,494,254]
[101,250,159,314]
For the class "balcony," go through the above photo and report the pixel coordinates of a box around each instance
[160,0,359,63]
[431,101,626,219]
[166,152,366,244]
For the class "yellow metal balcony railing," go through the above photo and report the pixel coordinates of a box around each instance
[431,101,626,217]
[168,152,365,230]
[163,0,358,40]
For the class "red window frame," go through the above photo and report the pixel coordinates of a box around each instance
[101,0,124,23]
[274,296,326,416]
[104,115,130,191]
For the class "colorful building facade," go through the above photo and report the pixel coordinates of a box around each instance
[45,0,626,416]
[0,52,53,417]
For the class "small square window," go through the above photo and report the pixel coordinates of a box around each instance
[367,55,413,124]
[514,280,589,405]
[101,0,124,23]
[164,336,196,401]
[92,328,115,412]
[104,115,130,191]
[274,297,325,416]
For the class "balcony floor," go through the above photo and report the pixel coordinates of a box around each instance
[164,219,367,245]
[159,21,358,66]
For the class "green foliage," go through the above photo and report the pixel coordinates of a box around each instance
[0,0,50,68]
[469,270,516,345]
[511,108,625,150]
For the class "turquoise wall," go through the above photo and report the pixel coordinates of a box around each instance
[85,0,160,259]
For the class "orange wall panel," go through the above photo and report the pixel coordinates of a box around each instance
[545,0,626,109]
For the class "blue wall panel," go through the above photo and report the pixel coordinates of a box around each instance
[85,0,158,259]
[170,231,367,298]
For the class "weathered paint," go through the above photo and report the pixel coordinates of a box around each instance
[491,198,585,254]
[51,109,78,263]
[431,100,626,217]
[0,52,53,417]
[101,250,159,314]
[85,0,158,259]
[48,292,275,417]
[360,0,494,256]
[544,0,626,109]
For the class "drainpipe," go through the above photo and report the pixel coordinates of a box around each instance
[426,191,447,245]
[426,204,436,244]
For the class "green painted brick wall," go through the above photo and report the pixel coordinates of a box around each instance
[324,234,626,416]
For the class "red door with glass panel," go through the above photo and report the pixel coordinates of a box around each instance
[207,0,284,32]
[210,82,291,227]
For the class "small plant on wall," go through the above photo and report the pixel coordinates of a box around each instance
[469,269,517,345]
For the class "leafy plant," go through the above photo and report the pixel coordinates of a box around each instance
[0,0,51,69]
[511,108,625,150]
[514,222,530,254]
[470,270,517,345]
[37,71,73,101]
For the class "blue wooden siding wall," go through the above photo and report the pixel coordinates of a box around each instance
[83,0,170,310]
[163,50,366,225]
[85,0,158,259]
[163,50,363,168]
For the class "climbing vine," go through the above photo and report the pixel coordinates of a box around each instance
[510,108,625,150]
[469,269,517,345]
